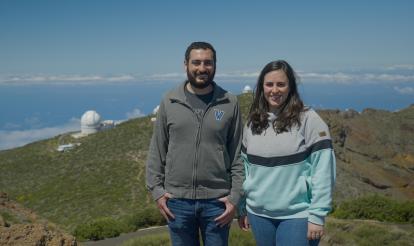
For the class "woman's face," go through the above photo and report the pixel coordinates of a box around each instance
[263,69,290,112]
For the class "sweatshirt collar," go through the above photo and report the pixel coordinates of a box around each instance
[170,80,228,104]
[267,112,277,122]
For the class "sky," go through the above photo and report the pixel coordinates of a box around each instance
[0,0,414,150]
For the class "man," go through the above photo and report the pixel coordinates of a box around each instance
[146,41,244,246]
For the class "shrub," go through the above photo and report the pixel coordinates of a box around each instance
[332,194,414,223]
[126,208,166,230]
[73,209,166,241]
[74,217,127,241]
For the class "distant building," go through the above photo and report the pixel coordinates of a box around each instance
[57,143,81,152]
[242,85,253,93]
[71,110,117,139]
[101,120,115,130]
[81,110,102,134]
[151,105,160,122]
[152,105,160,115]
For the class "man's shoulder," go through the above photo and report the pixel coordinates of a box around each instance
[214,83,238,103]
[160,82,185,102]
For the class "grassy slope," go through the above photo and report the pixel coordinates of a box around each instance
[0,116,155,231]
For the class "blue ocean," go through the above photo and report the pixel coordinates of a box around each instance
[0,81,412,150]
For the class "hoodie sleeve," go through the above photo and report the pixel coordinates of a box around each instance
[145,99,169,201]
[226,100,245,206]
[305,110,336,225]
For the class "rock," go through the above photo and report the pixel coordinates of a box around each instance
[0,192,77,245]
[0,223,77,246]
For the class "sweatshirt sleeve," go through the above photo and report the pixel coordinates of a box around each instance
[305,110,336,225]
[145,99,169,201]
[226,100,245,206]
[237,124,249,216]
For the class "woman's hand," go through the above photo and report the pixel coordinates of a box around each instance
[238,215,250,231]
[307,222,324,240]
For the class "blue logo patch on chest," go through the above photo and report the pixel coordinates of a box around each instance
[214,109,225,121]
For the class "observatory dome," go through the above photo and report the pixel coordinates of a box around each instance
[81,110,101,134]
[243,85,252,93]
[153,105,160,115]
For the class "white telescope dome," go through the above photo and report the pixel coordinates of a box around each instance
[153,105,160,115]
[243,85,252,93]
[81,110,101,134]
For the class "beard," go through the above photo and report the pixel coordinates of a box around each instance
[186,68,215,89]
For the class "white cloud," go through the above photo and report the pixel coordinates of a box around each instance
[217,72,259,78]
[386,64,414,71]
[0,118,80,151]
[146,73,184,79]
[0,74,137,85]
[105,75,136,82]
[126,108,145,119]
[393,86,414,95]
[299,72,354,83]
[2,122,21,130]
[1,67,414,86]
[298,72,414,84]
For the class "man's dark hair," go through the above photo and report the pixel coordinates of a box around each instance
[184,41,216,64]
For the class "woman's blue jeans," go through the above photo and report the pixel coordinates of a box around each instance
[167,198,230,246]
[247,212,320,246]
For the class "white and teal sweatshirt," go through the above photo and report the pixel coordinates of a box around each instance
[239,108,336,225]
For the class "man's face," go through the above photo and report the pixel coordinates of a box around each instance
[185,49,215,89]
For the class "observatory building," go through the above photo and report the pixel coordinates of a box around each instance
[242,85,253,93]
[151,105,160,122]
[71,110,115,139]
[81,110,102,134]
[59,110,117,151]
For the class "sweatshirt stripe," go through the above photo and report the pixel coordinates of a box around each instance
[241,139,332,167]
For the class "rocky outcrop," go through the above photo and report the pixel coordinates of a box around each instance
[0,223,77,246]
[0,192,77,246]
[318,107,414,202]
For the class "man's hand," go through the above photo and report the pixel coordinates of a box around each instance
[238,215,250,231]
[156,192,175,222]
[307,222,324,240]
[214,196,236,227]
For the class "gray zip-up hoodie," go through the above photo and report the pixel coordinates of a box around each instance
[146,81,244,205]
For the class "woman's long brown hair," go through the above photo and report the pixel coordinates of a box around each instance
[248,60,305,134]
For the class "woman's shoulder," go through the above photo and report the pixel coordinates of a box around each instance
[301,107,328,127]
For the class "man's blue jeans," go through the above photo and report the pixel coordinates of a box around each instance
[166,198,230,246]
[247,212,320,246]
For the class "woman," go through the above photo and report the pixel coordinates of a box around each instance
[238,60,336,246]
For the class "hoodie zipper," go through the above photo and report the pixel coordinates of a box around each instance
[191,103,216,199]
[175,99,217,199]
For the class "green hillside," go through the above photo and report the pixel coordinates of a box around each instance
[0,115,156,231]
[0,93,413,235]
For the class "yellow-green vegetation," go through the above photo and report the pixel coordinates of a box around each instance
[238,93,253,122]
[332,195,414,224]
[0,116,158,233]
[121,226,256,246]
[121,233,171,246]
[74,208,165,241]
[325,218,414,246]
[0,211,18,224]
[121,219,414,246]
[74,217,127,241]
